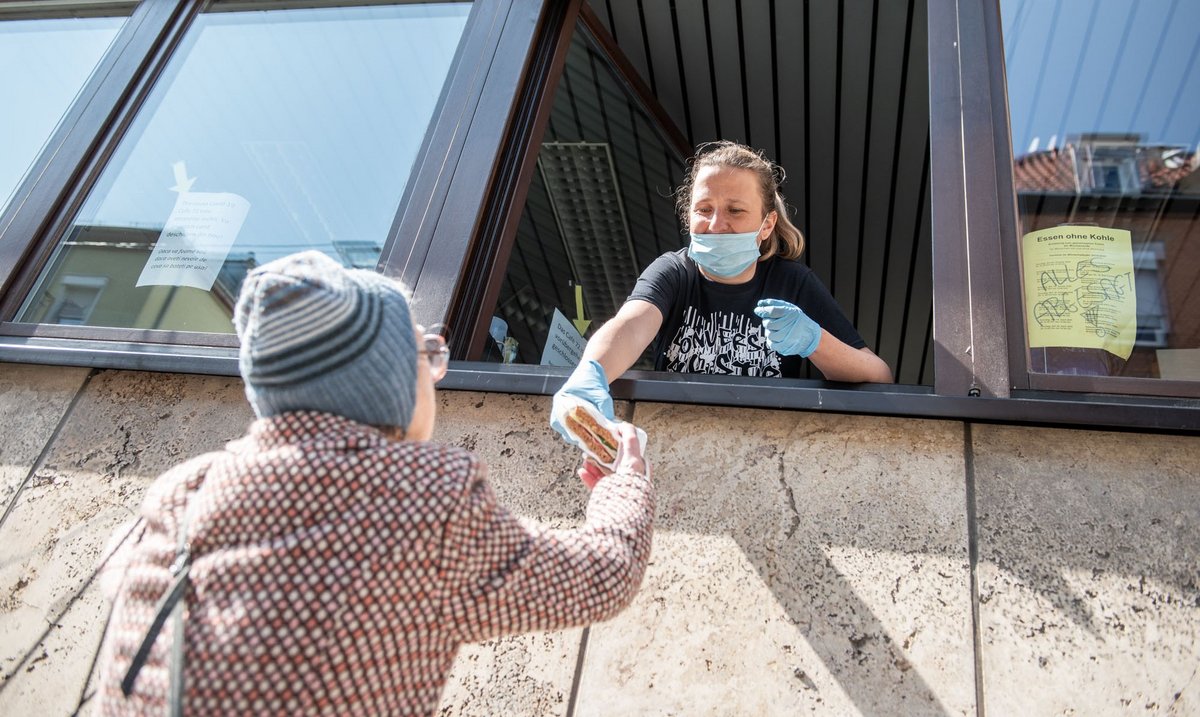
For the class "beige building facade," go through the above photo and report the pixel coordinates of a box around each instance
[2,362,1196,715]
[2,0,1199,713]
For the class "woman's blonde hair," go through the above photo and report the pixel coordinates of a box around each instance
[675,141,805,261]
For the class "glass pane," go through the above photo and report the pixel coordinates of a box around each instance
[18,1,472,333]
[1003,0,1200,383]
[481,23,685,368]
[0,9,128,214]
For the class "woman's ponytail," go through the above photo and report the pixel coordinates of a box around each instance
[762,191,805,261]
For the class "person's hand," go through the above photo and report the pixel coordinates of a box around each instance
[577,458,607,489]
[577,422,648,489]
[550,359,614,444]
[753,299,822,357]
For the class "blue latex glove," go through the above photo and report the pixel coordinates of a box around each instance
[550,359,615,443]
[753,299,823,357]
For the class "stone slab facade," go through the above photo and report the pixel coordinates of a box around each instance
[0,363,1196,715]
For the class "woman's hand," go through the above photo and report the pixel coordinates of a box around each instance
[551,301,663,447]
[550,359,614,444]
[577,422,649,489]
[755,298,893,382]
[753,299,822,357]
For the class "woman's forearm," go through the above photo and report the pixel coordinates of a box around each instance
[582,322,643,382]
[581,301,664,384]
[808,334,894,383]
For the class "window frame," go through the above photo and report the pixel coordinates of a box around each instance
[437,0,693,361]
[0,0,526,362]
[438,0,1198,432]
[390,0,591,346]
[0,0,1196,433]
[927,0,1014,400]
[980,0,1200,401]
[0,0,178,306]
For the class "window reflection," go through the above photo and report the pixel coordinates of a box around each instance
[1004,0,1200,383]
[0,9,128,214]
[18,1,472,333]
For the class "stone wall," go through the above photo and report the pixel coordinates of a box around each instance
[0,363,1196,715]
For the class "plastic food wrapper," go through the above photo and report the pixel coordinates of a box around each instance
[562,398,648,471]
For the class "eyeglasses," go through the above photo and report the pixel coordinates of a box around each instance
[418,333,449,382]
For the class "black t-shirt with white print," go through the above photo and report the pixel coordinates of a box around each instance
[627,248,866,379]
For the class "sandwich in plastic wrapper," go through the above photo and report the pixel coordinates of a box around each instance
[560,398,648,472]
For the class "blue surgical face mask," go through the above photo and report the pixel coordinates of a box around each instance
[687,219,766,278]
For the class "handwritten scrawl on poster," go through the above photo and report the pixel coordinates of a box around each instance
[1021,226,1136,360]
[137,192,251,291]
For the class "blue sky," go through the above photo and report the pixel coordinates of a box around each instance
[1001,0,1199,155]
[0,16,124,210]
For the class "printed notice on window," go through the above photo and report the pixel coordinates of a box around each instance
[137,192,251,291]
[1021,226,1136,360]
[540,307,587,367]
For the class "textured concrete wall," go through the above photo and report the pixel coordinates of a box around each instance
[972,424,1200,716]
[0,367,250,714]
[0,363,1197,716]
[576,402,975,716]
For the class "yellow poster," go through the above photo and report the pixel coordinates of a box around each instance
[1021,226,1137,360]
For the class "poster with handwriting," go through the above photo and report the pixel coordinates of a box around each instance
[137,192,250,291]
[1021,226,1136,359]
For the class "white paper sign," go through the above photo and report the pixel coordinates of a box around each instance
[137,192,251,290]
[540,307,587,367]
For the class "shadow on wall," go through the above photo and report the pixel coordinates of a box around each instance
[432,390,976,714]
[0,370,1197,716]
[969,422,1200,715]
[575,400,1198,715]
[0,369,252,714]
[572,402,975,716]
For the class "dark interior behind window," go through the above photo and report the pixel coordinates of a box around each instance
[485,23,683,368]
[481,0,933,385]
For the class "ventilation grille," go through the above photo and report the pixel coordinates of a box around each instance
[538,142,640,321]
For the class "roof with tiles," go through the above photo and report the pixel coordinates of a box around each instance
[1013,145,1199,193]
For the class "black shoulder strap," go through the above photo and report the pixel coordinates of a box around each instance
[121,499,196,716]
[120,551,190,696]
[70,518,146,716]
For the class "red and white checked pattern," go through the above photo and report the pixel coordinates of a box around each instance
[95,411,654,716]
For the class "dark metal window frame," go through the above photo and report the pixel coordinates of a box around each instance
[438,0,692,361]
[399,0,587,349]
[0,0,180,306]
[0,0,1197,433]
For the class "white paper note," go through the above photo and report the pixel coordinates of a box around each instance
[540,307,587,367]
[137,192,251,291]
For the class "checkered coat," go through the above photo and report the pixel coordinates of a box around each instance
[95,411,655,715]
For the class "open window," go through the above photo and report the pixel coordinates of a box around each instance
[467,0,934,386]
[478,17,686,370]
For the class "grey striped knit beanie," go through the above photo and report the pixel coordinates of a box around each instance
[233,251,418,429]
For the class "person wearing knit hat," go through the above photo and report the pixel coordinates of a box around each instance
[93,251,656,716]
[233,250,419,432]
